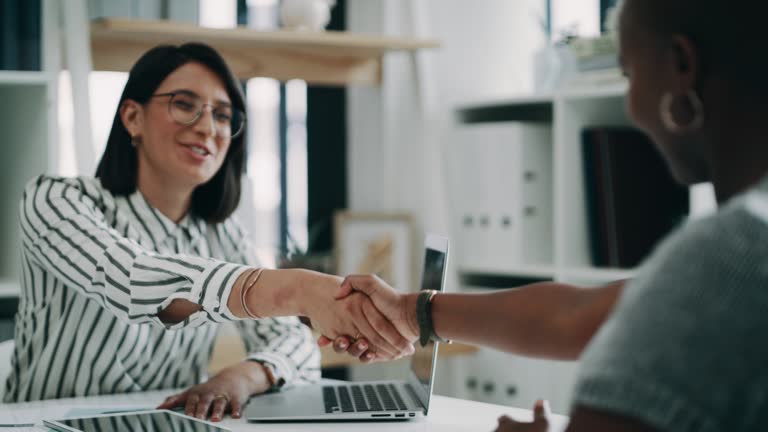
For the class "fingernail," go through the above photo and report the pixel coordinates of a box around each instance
[359,343,368,350]
[365,352,375,360]
[339,342,347,349]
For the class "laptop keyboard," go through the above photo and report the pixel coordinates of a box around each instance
[323,384,411,413]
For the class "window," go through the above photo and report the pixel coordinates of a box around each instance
[550,0,601,39]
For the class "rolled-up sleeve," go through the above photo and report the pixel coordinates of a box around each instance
[237,317,321,389]
[19,175,251,330]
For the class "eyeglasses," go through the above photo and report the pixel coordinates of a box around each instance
[150,91,245,138]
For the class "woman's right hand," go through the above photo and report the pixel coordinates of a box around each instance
[318,274,420,361]
[303,273,414,362]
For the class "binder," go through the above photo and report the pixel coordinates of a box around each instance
[582,127,689,268]
[450,123,553,271]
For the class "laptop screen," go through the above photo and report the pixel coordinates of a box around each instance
[408,235,448,413]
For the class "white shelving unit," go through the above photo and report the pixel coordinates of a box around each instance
[553,88,633,285]
[446,82,715,413]
[0,0,60,298]
[450,81,709,288]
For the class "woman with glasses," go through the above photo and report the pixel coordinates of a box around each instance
[5,43,413,421]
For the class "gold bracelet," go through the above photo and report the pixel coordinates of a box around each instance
[238,268,257,317]
[240,268,264,319]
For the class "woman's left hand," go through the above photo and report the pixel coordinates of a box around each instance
[157,361,271,422]
[495,400,552,432]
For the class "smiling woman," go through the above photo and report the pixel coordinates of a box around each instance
[95,45,247,224]
[5,42,414,422]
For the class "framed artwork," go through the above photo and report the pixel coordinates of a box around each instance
[334,212,415,291]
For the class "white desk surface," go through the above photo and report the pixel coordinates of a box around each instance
[0,389,568,431]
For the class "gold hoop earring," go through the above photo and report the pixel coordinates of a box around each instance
[660,90,705,135]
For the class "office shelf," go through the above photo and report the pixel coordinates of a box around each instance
[90,18,440,86]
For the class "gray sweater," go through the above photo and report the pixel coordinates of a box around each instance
[574,176,768,432]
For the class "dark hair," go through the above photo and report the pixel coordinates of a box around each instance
[95,42,247,224]
[625,0,768,99]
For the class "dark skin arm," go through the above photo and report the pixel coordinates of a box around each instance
[429,280,624,359]
[326,276,625,361]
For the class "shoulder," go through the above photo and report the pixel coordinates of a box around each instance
[22,175,113,215]
[633,191,768,299]
[573,193,768,432]
[24,175,108,199]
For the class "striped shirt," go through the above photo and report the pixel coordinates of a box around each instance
[4,175,320,402]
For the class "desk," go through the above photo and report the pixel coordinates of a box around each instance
[0,389,568,431]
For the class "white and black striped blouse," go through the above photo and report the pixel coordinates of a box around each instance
[4,175,320,402]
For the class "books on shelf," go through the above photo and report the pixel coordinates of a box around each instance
[0,0,41,71]
[582,127,689,268]
[561,35,623,91]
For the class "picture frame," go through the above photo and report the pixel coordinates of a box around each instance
[334,212,415,292]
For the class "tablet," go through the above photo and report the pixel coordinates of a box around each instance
[43,409,231,432]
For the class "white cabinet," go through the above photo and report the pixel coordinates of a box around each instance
[439,348,578,415]
[451,83,716,286]
[448,123,553,272]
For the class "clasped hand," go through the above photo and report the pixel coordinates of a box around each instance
[313,274,420,362]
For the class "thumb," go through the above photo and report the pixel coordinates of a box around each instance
[334,280,354,300]
[533,399,551,422]
[336,275,381,300]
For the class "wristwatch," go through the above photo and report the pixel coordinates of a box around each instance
[249,359,285,393]
[416,289,452,347]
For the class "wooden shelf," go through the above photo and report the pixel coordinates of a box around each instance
[90,18,440,86]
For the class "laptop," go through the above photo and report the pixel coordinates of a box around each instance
[244,234,450,422]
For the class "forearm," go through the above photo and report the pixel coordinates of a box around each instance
[429,280,625,360]
[227,268,342,319]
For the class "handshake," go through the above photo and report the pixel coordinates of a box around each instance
[305,274,422,363]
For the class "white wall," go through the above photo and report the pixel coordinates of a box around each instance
[348,0,546,233]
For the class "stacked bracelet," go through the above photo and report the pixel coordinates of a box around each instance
[240,268,264,319]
